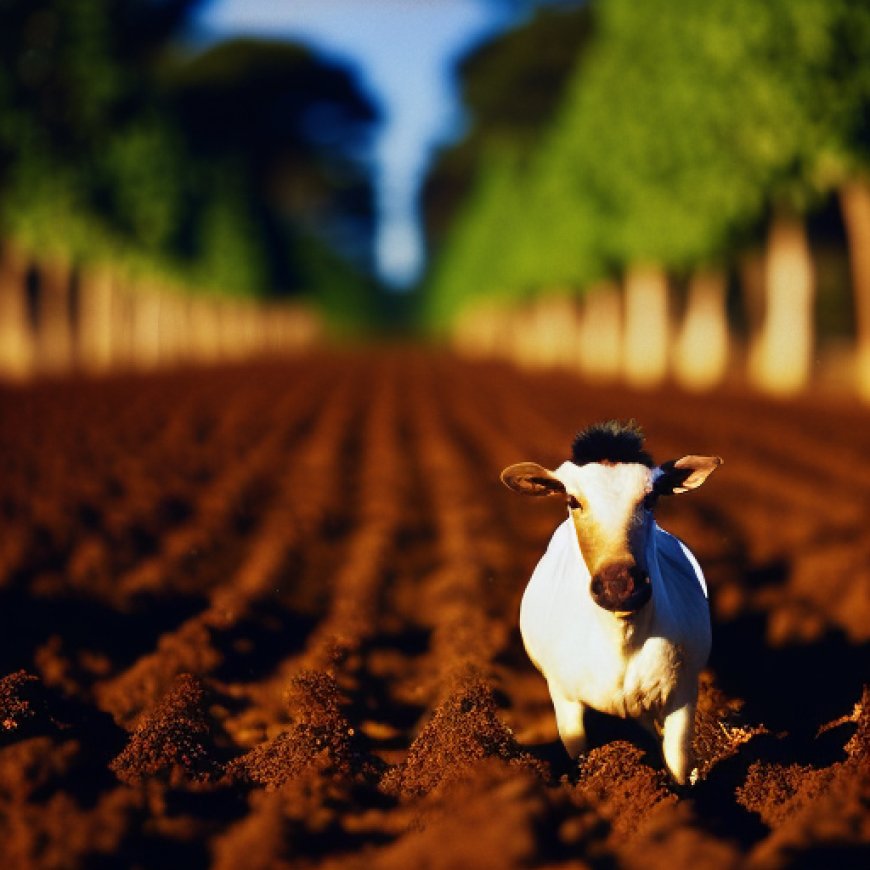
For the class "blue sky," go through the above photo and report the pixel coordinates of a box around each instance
[193,0,517,288]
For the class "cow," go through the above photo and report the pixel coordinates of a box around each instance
[501,420,722,784]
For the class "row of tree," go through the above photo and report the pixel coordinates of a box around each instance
[424,0,870,399]
[0,241,320,380]
[0,0,382,372]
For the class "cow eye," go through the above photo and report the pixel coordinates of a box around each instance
[567,495,582,511]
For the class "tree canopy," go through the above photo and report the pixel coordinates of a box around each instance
[0,0,382,327]
[424,0,870,327]
[422,2,593,255]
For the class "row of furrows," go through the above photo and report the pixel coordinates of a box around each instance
[0,357,398,870]
[397,355,517,695]
[91,362,367,728]
[105,373,332,606]
[0,364,354,699]
[0,371,289,683]
[0,366,322,605]
[200,358,441,866]
[205,352,548,868]
[1,351,867,870]
[219,351,533,764]
[219,357,408,744]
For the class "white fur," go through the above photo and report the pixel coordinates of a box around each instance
[520,511,711,784]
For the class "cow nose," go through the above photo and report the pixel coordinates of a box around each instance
[590,562,651,613]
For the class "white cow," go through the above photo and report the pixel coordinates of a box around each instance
[501,421,721,784]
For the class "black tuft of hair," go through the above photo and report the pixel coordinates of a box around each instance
[571,420,654,468]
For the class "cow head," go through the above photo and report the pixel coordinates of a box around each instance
[501,422,722,617]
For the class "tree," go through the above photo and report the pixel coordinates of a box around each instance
[0,4,385,354]
[0,1,204,374]
[425,150,526,332]
[422,3,593,256]
[813,3,870,397]
[163,37,380,291]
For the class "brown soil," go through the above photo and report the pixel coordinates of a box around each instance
[0,349,868,868]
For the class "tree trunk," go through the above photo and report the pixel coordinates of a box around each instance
[516,294,580,370]
[749,212,815,396]
[739,251,765,381]
[623,265,669,388]
[673,269,729,392]
[130,284,163,370]
[190,297,221,364]
[159,290,186,367]
[116,282,136,370]
[77,268,116,373]
[35,254,75,375]
[578,282,622,381]
[839,178,870,401]
[0,241,35,379]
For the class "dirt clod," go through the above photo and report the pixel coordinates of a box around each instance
[110,673,216,785]
[230,671,358,790]
[382,676,537,800]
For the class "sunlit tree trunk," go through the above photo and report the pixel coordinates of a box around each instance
[673,269,729,392]
[739,251,765,381]
[163,292,190,365]
[116,282,137,370]
[286,305,323,352]
[35,254,75,375]
[578,281,622,380]
[0,241,35,379]
[516,294,580,369]
[268,306,285,354]
[511,300,539,368]
[453,301,495,358]
[130,284,164,370]
[77,268,116,374]
[623,265,669,388]
[839,178,870,402]
[749,212,815,396]
[190,297,222,364]
[160,290,187,367]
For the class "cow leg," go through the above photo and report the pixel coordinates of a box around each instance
[548,682,586,758]
[661,696,697,785]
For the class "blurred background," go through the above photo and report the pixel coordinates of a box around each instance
[1,0,870,401]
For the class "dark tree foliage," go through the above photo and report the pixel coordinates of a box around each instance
[0,0,381,315]
[0,0,205,266]
[0,0,198,168]
[163,38,380,290]
[422,2,592,254]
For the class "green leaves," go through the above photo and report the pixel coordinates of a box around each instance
[103,119,184,252]
[0,3,380,328]
[425,0,870,327]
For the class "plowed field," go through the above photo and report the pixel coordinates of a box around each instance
[0,349,868,869]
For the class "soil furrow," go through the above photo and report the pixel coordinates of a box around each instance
[92,364,367,726]
[0,350,866,870]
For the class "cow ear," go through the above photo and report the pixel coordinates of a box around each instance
[500,462,566,497]
[654,455,723,495]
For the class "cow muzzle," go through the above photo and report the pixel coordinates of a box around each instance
[590,561,651,616]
